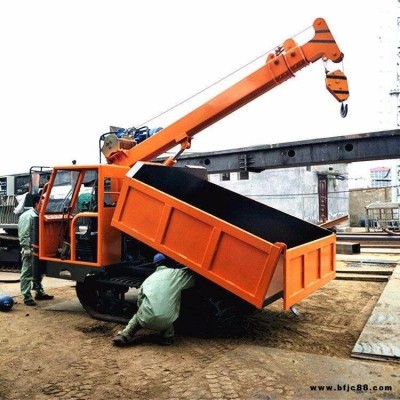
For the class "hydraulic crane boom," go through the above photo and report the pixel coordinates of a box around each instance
[101,17,349,167]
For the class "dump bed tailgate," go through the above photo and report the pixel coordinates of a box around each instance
[112,163,335,309]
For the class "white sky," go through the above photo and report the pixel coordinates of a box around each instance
[0,0,398,176]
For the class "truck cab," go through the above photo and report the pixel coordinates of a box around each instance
[39,164,129,281]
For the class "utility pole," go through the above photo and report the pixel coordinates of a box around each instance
[389,4,400,127]
[389,2,400,202]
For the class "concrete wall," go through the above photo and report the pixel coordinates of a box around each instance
[349,187,391,227]
[209,164,349,224]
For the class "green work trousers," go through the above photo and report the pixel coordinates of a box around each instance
[20,254,44,301]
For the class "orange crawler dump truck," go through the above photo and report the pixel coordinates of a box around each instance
[34,18,349,329]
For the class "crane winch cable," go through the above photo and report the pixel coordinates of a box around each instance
[134,24,312,128]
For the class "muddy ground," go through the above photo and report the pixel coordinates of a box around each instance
[0,255,399,400]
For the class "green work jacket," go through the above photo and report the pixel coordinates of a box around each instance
[18,208,38,250]
[137,265,195,330]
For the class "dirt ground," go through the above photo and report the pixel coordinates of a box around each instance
[0,256,399,400]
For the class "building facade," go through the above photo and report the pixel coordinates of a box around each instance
[209,164,349,225]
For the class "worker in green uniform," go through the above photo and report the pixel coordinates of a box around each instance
[112,253,195,346]
[18,194,54,306]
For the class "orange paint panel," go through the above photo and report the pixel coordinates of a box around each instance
[285,254,304,297]
[161,208,214,265]
[40,222,61,258]
[320,243,335,277]
[97,207,122,265]
[304,249,321,288]
[283,235,336,310]
[118,187,165,241]
[208,233,272,295]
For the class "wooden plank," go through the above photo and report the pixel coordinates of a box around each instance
[320,214,349,229]
[352,265,400,361]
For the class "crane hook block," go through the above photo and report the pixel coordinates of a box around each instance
[340,102,348,118]
[325,70,349,103]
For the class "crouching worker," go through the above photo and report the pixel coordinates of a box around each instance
[112,253,195,347]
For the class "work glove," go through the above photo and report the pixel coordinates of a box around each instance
[22,248,32,257]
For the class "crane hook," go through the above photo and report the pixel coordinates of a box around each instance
[340,102,348,118]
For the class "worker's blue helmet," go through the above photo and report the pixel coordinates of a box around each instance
[0,295,14,312]
[153,253,166,265]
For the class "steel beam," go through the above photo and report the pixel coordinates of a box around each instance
[171,129,400,173]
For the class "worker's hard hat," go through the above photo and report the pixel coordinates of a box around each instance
[153,253,166,264]
[0,295,14,312]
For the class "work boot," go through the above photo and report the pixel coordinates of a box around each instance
[160,326,174,346]
[160,336,174,346]
[112,333,137,347]
[35,293,54,301]
[112,322,142,347]
[24,298,37,306]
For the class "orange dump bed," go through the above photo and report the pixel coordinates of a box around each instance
[112,163,335,309]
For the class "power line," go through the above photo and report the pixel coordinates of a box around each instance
[136,25,312,128]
